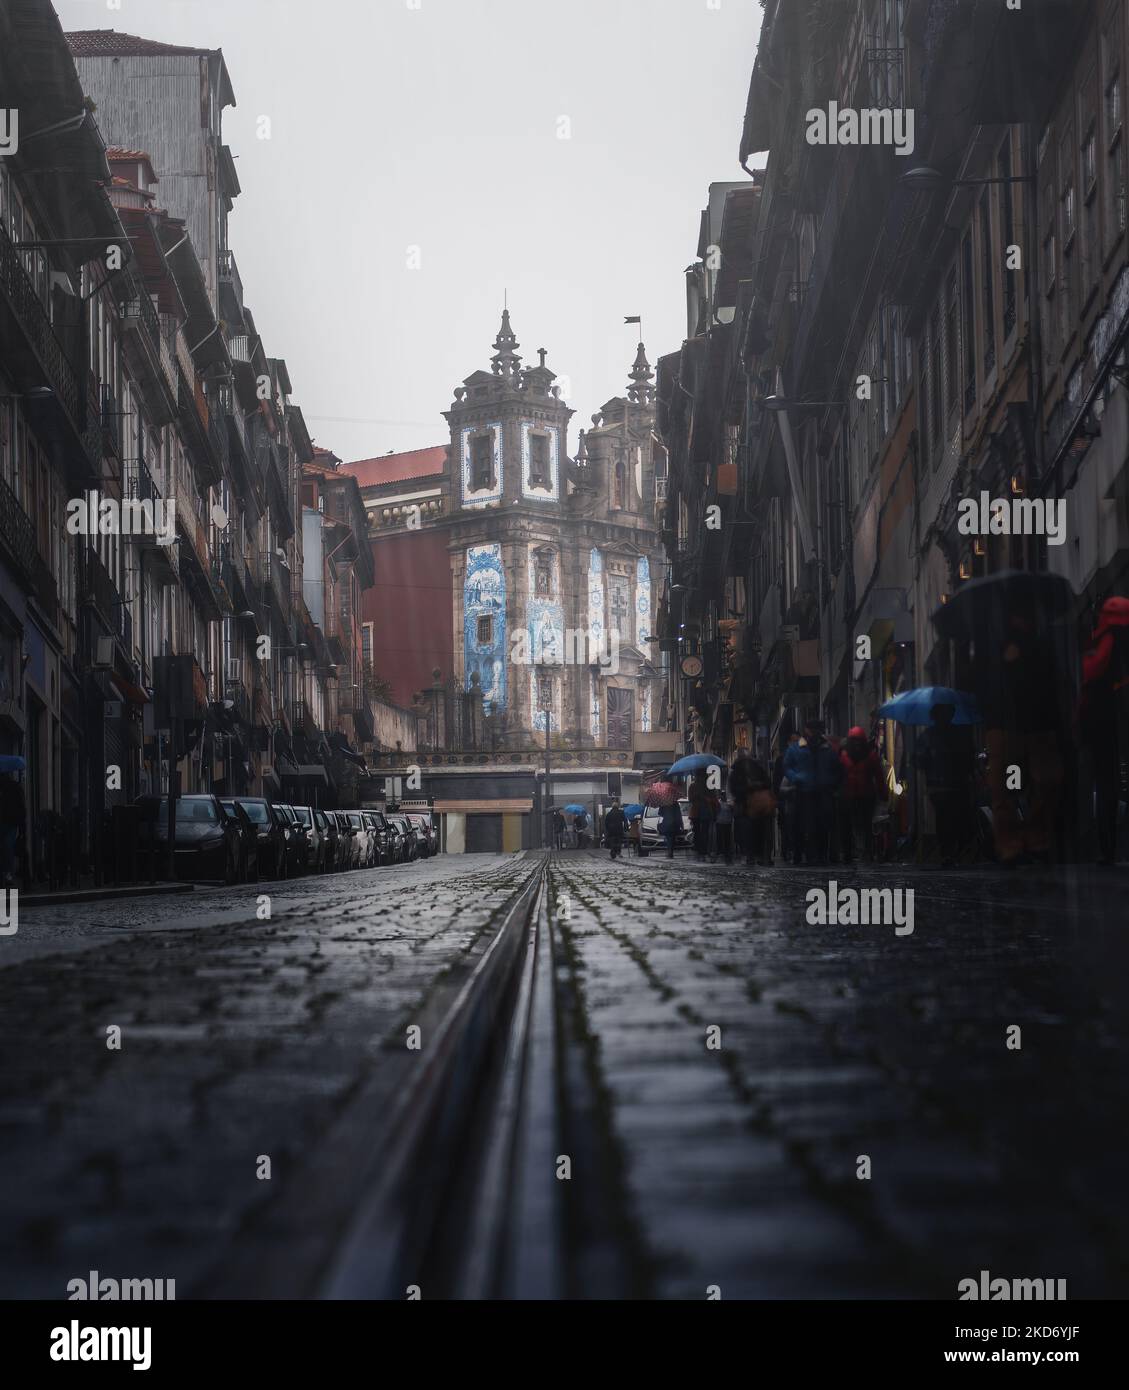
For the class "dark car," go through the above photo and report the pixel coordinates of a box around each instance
[220,799,259,881]
[312,808,334,873]
[362,810,388,866]
[274,804,309,874]
[289,805,327,873]
[333,810,353,870]
[380,813,405,864]
[234,797,290,879]
[136,794,243,883]
[387,813,418,862]
[342,810,370,868]
[406,813,435,858]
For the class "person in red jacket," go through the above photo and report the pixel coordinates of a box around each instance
[837,726,885,863]
[1078,595,1129,865]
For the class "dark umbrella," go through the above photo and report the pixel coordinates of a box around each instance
[932,570,1075,641]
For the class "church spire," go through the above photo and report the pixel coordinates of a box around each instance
[491,307,522,380]
[627,341,655,404]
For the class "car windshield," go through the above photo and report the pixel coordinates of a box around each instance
[152,797,218,824]
[348,813,362,828]
[292,808,312,826]
[237,801,270,825]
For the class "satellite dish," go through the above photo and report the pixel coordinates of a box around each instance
[211,503,229,530]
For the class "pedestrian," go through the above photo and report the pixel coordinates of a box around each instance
[731,751,775,865]
[604,800,626,860]
[658,800,681,858]
[973,598,1070,866]
[715,796,735,864]
[688,770,717,861]
[838,726,885,863]
[0,770,24,888]
[1077,595,1129,866]
[553,807,566,850]
[772,733,799,863]
[628,812,643,856]
[574,808,589,849]
[914,702,976,867]
[783,720,842,865]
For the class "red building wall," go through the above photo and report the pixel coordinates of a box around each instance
[366,530,453,708]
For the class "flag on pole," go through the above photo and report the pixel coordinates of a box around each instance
[624,315,641,325]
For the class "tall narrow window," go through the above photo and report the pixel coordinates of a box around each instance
[1060,128,1076,349]
[917,342,930,459]
[929,307,943,458]
[1000,137,1018,336]
[980,188,996,376]
[962,230,977,412]
[613,457,626,509]
[1082,117,1098,302]
[533,548,553,596]
[476,615,493,646]
[1105,17,1126,245]
[528,431,550,489]
[944,268,958,416]
[471,432,494,491]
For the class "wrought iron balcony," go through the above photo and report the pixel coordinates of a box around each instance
[0,219,81,432]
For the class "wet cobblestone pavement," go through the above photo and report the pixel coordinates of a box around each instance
[549,851,1129,1299]
[1,850,1126,1299]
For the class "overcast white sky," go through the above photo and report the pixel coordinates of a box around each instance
[53,0,762,462]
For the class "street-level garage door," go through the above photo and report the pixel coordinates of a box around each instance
[465,813,503,853]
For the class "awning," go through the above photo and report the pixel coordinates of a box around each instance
[282,764,329,786]
[111,671,151,706]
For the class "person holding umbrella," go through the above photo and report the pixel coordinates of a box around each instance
[913,701,976,867]
[1078,595,1129,865]
[0,758,25,889]
[642,770,682,858]
[782,720,842,865]
[604,800,627,860]
[934,572,1074,866]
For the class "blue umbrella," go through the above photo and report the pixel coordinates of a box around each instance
[878,686,981,726]
[0,755,26,773]
[562,803,586,814]
[668,753,726,775]
[622,803,644,819]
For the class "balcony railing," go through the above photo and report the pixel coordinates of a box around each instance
[79,543,122,635]
[0,220,82,430]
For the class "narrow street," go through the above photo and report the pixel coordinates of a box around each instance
[2,852,1126,1300]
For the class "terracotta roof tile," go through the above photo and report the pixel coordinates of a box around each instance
[67,30,215,57]
[342,445,449,488]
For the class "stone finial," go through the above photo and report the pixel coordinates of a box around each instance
[627,341,655,404]
[491,308,522,379]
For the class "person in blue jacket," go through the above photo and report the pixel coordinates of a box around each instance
[782,719,843,865]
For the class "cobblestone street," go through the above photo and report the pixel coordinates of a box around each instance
[1,851,1127,1300]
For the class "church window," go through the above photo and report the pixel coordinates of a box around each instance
[613,456,626,509]
[534,548,554,596]
[537,674,553,709]
[476,615,493,646]
[471,433,494,491]
[529,431,550,488]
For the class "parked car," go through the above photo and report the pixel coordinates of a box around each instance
[313,808,334,873]
[324,810,346,870]
[289,805,328,873]
[387,813,418,862]
[362,810,390,865]
[220,799,259,881]
[380,813,405,864]
[340,810,369,868]
[404,814,430,859]
[279,804,314,874]
[233,798,291,879]
[136,794,243,883]
[407,813,436,858]
[639,800,692,851]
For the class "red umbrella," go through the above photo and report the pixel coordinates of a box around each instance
[642,781,679,807]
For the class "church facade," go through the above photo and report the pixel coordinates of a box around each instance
[346,312,672,850]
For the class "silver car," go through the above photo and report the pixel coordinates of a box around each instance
[639,800,692,851]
